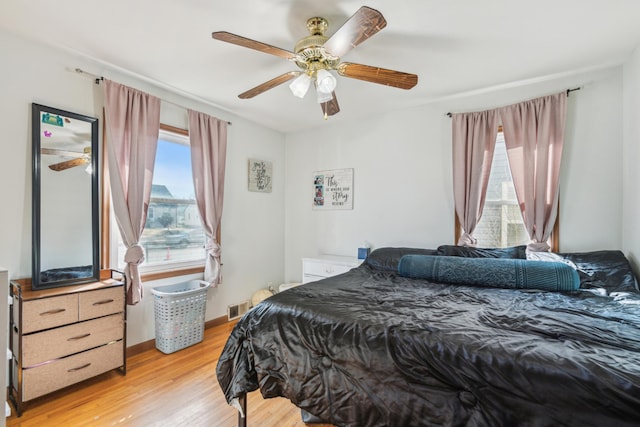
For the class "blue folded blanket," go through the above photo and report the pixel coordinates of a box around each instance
[398,255,580,291]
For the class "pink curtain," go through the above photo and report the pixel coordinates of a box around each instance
[188,110,227,285]
[500,92,567,252]
[104,80,160,305]
[452,110,499,246]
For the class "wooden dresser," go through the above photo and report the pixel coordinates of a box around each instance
[9,273,126,415]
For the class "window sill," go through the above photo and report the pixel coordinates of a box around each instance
[141,265,205,282]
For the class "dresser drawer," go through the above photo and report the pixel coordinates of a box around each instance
[303,260,354,278]
[302,274,325,284]
[22,340,123,401]
[22,294,78,334]
[22,314,124,367]
[79,287,124,321]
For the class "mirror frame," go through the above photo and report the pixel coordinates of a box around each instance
[32,103,100,290]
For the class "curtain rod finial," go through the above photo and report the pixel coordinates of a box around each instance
[566,87,581,96]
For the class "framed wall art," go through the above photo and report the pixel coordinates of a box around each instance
[313,168,353,210]
[248,159,272,193]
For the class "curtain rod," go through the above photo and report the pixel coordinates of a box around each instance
[444,87,581,118]
[74,68,232,125]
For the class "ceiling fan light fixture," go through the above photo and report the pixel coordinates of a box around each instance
[289,73,312,98]
[315,69,337,93]
[316,87,334,104]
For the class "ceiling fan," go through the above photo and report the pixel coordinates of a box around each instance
[212,6,418,119]
[42,147,91,172]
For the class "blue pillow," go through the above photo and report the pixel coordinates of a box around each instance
[398,255,580,292]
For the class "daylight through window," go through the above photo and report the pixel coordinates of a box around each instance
[473,132,530,248]
[116,127,205,272]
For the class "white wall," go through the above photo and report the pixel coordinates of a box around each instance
[284,67,625,281]
[284,104,452,280]
[0,29,286,346]
[623,44,640,273]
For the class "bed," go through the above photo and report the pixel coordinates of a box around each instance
[216,246,640,427]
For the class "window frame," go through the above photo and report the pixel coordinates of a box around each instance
[101,123,216,281]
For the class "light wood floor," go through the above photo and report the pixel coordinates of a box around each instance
[7,321,335,427]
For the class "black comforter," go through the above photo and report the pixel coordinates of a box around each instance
[216,247,640,427]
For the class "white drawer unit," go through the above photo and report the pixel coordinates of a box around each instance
[302,255,363,284]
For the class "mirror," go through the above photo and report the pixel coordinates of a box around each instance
[32,103,99,290]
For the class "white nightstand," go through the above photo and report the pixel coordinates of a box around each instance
[302,255,363,284]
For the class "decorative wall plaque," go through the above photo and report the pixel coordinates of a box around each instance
[248,159,272,193]
[313,168,353,210]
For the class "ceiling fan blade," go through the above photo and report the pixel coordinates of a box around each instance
[337,62,418,89]
[321,92,340,118]
[41,147,84,157]
[49,157,89,171]
[323,6,387,58]
[239,71,300,99]
[212,31,297,60]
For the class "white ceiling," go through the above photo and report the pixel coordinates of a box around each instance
[3,0,640,133]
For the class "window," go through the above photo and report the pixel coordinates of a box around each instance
[472,131,529,248]
[454,130,558,250]
[111,125,206,277]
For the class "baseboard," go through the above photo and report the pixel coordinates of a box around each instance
[126,314,231,358]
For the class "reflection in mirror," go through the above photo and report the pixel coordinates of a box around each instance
[32,103,99,290]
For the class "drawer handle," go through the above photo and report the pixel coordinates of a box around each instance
[67,333,91,341]
[68,363,91,373]
[93,299,115,306]
[40,308,66,316]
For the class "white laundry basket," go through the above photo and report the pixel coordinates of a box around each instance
[151,280,211,354]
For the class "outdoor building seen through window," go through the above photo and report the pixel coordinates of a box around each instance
[473,132,530,248]
[117,128,205,271]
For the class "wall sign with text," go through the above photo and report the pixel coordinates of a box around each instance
[248,159,272,193]
[313,168,353,210]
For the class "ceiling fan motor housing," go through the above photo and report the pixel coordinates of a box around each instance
[294,17,339,73]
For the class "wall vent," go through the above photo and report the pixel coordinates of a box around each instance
[227,300,250,321]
